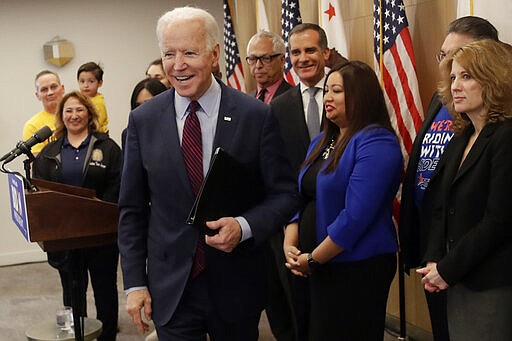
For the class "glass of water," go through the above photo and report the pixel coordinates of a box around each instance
[55,306,74,331]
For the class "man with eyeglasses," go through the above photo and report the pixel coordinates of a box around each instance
[399,16,499,341]
[246,31,291,104]
[246,31,296,341]
[23,70,65,154]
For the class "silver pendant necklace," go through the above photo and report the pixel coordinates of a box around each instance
[322,137,336,160]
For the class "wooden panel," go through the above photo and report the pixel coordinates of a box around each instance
[25,179,119,252]
[38,233,117,252]
[387,266,433,332]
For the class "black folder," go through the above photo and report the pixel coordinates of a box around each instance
[186,147,265,236]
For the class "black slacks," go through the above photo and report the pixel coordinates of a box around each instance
[425,289,450,340]
[264,231,297,341]
[308,253,396,341]
[156,272,261,341]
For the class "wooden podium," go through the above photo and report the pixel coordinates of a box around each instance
[24,178,119,341]
[25,178,118,252]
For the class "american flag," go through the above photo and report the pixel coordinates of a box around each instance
[281,0,302,86]
[373,0,423,216]
[223,0,246,92]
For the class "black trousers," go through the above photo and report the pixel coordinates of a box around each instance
[264,231,297,341]
[56,244,119,341]
[156,272,261,341]
[425,289,450,341]
[289,275,310,341]
[308,253,396,341]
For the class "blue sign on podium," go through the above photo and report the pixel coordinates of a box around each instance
[7,173,29,241]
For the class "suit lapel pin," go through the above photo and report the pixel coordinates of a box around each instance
[223,116,232,121]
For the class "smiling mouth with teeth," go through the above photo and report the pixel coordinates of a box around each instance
[176,76,193,81]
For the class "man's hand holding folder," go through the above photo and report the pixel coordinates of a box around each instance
[186,148,265,245]
[205,217,242,252]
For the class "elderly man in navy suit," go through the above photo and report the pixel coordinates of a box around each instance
[117,6,301,341]
[246,29,296,341]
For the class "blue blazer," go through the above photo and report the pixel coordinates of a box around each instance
[118,80,301,326]
[297,126,402,262]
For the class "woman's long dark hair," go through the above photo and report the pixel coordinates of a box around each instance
[130,78,168,110]
[303,61,396,173]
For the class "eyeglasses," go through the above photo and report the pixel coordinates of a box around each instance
[436,51,447,63]
[245,54,282,65]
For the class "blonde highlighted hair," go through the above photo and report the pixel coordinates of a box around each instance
[438,39,512,134]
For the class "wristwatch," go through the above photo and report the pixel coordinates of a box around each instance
[307,253,320,272]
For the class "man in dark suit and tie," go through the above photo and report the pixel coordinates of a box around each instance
[269,24,332,340]
[246,30,295,341]
[117,6,301,341]
[271,23,335,176]
[246,31,291,104]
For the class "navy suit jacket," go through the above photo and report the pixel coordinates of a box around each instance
[118,80,301,325]
[270,86,311,178]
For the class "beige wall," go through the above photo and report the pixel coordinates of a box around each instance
[0,0,224,266]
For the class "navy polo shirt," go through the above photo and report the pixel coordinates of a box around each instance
[60,135,91,187]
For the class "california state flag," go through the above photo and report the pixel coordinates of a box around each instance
[319,0,349,58]
[257,0,270,31]
[457,0,512,44]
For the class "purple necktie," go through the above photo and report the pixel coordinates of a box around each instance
[182,100,205,279]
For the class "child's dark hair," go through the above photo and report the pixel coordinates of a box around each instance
[77,62,104,81]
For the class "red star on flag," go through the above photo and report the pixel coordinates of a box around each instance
[324,2,335,21]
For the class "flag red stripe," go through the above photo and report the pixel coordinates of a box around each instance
[399,28,417,71]
[284,72,296,86]
[382,65,413,153]
[394,33,423,133]
[389,41,423,142]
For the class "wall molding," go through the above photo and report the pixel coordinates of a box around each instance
[0,249,46,267]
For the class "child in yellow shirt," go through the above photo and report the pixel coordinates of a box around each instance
[77,62,109,133]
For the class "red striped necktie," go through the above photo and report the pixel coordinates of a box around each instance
[182,100,205,279]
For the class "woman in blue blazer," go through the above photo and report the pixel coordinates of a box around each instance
[418,40,512,340]
[284,61,403,340]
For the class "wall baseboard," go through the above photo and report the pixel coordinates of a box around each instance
[0,249,47,267]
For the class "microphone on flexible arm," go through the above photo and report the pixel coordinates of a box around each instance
[0,126,53,163]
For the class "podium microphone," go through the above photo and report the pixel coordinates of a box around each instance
[0,126,53,163]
